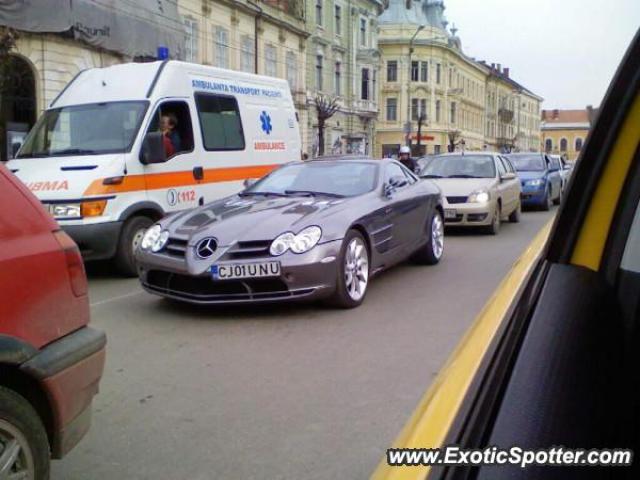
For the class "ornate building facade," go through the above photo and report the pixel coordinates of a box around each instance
[376,0,543,157]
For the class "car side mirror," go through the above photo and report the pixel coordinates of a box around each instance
[11,142,22,158]
[243,178,258,188]
[501,172,516,181]
[140,132,167,165]
[389,175,408,189]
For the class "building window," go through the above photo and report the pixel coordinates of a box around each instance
[184,18,199,63]
[240,35,255,73]
[360,18,367,47]
[420,99,426,120]
[436,100,441,123]
[361,68,370,100]
[316,0,323,26]
[386,98,397,121]
[575,137,583,152]
[387,61,398,82]
[411,98,419,121]
[334,62,342,96]
[450,101,457,124]
[372,70,377,102]
[411,61,419,82]
[421,62,428,82]
[286,51,298,91]
[448,68,453,86]
[335,5,341,35]
[411,98,427,121]
[265,44,277,77]
[316,55,323,91]
[436,63,442,84]
[560,138,568,152]
[545,138,554,152]
[214,26,229,69]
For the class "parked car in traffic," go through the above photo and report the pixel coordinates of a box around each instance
[0,163,106,479]
[506,152,563,210]
[373,29,640,480]
[420,153,522,234]
[136,158,444,308]
[549,154,574,193]
[6,60,301,276]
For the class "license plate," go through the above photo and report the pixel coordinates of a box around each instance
[211,261,281,280]
[444,209,457,219]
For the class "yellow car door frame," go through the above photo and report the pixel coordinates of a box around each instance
[373,28,640,480]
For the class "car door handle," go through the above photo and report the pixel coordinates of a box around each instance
[193,167,204,181]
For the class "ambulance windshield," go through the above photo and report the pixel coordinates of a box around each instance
[17,101,148,158]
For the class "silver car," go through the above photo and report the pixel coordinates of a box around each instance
[420,153,522,234]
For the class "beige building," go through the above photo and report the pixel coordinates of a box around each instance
[376,0,542,158]
[541,107,597,161]
[304,0,388,157]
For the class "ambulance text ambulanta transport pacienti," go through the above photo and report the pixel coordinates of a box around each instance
[7,60,301,275]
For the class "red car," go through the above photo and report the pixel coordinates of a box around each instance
[0,163,106,479]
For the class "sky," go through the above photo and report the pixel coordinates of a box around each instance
[443,0,640,109]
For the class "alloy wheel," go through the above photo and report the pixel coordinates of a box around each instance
[344,237,369,301]
[432,214,444,259]
[0,419,35,480]
[131,228,147,254]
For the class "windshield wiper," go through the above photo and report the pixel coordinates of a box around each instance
[16,152,50,159]
[421,174,443,178]
[284,190,344,198]
[238,191,287,197]
[50,148,98,156]
[447,174,483,179]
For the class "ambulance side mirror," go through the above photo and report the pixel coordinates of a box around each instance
[140,132,167,165]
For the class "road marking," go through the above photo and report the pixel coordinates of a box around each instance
[90,291,143,307]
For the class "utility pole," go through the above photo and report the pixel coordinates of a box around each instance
[406,24,425,148]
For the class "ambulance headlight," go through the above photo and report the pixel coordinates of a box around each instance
[141,225,169,252]
[48,203,82,219]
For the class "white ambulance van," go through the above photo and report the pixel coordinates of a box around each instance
[7,61,301,275]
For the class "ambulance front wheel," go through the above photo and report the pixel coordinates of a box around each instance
[115,216,154,277]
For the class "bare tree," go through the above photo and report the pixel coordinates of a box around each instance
[314,94,339,157]
[447,129,461,153]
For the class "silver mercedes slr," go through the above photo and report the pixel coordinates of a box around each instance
[135,157,444,308]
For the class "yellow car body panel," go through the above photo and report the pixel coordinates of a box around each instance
[371,221,553,480]
[572,96,640,271]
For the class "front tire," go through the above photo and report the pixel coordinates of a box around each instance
[484,203,501,235]
[328,230,370,309]
[412,210,444,265]
[541,188,552,211]
[0,387,50,480]
[115,216,154,277]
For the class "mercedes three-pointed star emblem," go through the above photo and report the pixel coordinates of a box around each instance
[195,237,218,259]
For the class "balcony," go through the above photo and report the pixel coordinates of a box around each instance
[352,99,378,115]
[498,108,514,124]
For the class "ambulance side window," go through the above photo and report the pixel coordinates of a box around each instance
[146,101,194,160]
[195,93,245,151]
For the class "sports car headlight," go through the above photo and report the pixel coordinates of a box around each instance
[140,225,169,252]
[526,179,545,187]
[468,190,490,204]
[270,226,322,256]
[290,226,322,254]
[270,232,295,256]
[48,203,81,219]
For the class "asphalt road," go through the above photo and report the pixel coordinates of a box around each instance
[52,209,555,480]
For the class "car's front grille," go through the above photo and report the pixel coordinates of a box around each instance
[143,270,313,303]
[446,196,468,204]
[164,237,189,258]
[445,214,464,223]
[223,240,272,260]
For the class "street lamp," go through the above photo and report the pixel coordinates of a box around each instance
[405,24,426,148]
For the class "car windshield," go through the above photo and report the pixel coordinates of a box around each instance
[508,155,546,172]
[244,162,378,198]
[17,101,148,158]
[421,155,496,179]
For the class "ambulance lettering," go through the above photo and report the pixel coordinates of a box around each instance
[26,180,69,192]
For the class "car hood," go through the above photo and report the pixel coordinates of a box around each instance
[517,171,547,181]
[429,178,497,196]
[163,194,350,246]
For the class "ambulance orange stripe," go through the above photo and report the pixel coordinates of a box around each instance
[83,164,280,196]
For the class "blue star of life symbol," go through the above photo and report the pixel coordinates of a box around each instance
[260,111,273,135]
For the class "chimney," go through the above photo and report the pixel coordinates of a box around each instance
[497,63,502,73]
[503,67,510,78]
[491,63,496,70]
[553,109,559,119]
[541,109,546,120]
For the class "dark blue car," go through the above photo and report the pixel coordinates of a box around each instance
[506,153,563,210]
